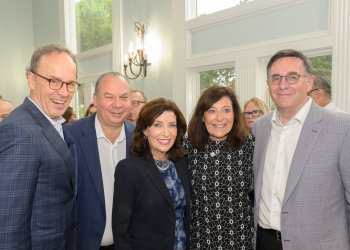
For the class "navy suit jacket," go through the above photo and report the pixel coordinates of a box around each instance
[112,155,191,250]
[66,114,134,250]
[0,97,77,250]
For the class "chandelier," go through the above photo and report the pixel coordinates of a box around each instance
[123,22,149,80]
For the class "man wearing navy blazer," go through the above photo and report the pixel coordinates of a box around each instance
[67,72,134,250]
[253,49,350,250]
[0,44,79,249]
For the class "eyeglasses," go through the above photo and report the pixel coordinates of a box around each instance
[31,71,81,93]
[131,100,146,107]
[267,73,309,85]
[307,88,321,95]
[243,110,263,118]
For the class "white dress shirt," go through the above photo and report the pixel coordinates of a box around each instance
[95,117,126,246]
[258,98,312,231]
[324,102,347,113]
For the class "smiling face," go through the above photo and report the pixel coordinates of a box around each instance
[203,96,234,141]
[143,111,177,160]
[27,52,77,121]
[93,75,131,129]
[268,57,313,119]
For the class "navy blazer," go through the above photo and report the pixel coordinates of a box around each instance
[0,97,77,250]
[112,155,191,250]
[66,114,134,250]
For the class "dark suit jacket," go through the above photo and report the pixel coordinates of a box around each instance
[0,97,77,250]
[66,114,134,250]
[112,155,191,250]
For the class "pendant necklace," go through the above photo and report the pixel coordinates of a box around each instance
[155,160,170,171]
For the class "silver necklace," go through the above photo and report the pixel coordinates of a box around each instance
[155,160,170,171]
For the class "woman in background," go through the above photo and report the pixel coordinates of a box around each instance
[112,98,191,250]
[243,97,269,131]
[184,85,254,250]
[63,106,77,124]
[84,103,97,117]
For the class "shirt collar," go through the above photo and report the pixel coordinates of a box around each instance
[272,97,312,126]
[95,116,126,144]
[27,96,65,126]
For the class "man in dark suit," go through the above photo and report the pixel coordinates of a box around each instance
[0,44,79,249]
[67,72,134,250]
[253,49,350,250]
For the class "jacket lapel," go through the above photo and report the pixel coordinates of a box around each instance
[145,157,173,207]
[80,116,105,206]
[282,103,323,205]
[25,98,75,182]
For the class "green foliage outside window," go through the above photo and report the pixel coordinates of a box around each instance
[200,68,235,93]
[75,0,112,52]
[309,55,332,84]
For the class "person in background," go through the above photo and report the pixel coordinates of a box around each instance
[112,98,191,250]
[63,106,77,124]
[307,75,347,113]
[0,44,79,249]
[127,89,147,123]
[0,98,15,122]
[85,103,97,117]
[243,97,269,131]
[66,72,134,250]
[184,85,254,250]
[254,49,350,250]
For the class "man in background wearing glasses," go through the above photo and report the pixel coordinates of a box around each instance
[307,75,347,113]
[0,44,79,249]
[127,89,147,124]
[253,49,350,250]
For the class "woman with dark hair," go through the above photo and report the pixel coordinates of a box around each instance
[184,85,254,250]
[62,106,77,124]
[84,103,97,117]
[112,98,191,250]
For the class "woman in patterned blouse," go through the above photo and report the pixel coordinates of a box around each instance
[184,85,254,250]
[112,98,191,250]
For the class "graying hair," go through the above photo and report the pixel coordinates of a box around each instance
[94,72,129,94]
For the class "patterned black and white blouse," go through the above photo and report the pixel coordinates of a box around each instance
[184,134,255,250]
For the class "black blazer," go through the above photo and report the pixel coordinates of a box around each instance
[112,155,191,250]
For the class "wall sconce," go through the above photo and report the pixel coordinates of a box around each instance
[123,22,149,80]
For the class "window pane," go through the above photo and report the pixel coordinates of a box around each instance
[310,55,332,84]
[200,67,235,92]
[196,0,253,17]
[75,0,112,52]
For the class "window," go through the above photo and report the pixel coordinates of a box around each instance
[75,0,112,53]
[200,67,235,92]
[195,0,253,18]
[310,55,332,84]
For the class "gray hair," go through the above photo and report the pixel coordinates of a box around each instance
[313,75,332,99]
[26,44,77,75]
[94,72,129,95]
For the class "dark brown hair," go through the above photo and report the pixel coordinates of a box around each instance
[188,85,248,150]
[84,103,96,117]
[63,106,74,123]
[267,49,312,76]
[131,98,187,161]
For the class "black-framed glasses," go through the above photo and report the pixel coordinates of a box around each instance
[267,73,309,85]
[31,71,81,93]
[131,100,146,107]
[307,88,321,95]
[243,110,263,118]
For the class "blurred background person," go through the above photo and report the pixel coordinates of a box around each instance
[184,85,254,250]
[307,75,346,113]
[0,99,15,122]
[112,98,191,250]
[243,97,269,131]
[63,106,77,124]
[84,103,97,117]
[127,89,147,124]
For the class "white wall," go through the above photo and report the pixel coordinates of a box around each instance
[0,1,34,106]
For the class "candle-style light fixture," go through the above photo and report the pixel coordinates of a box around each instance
[123,22,149,80]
